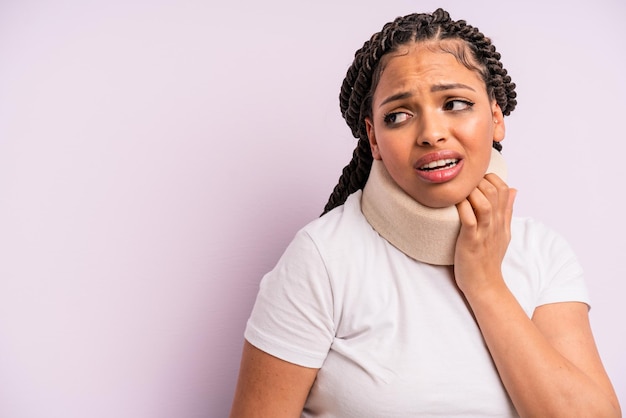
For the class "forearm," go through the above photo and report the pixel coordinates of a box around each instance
[464,280,620,418]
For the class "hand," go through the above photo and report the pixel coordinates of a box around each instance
[453,173,517,296]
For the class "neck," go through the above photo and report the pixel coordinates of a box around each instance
[361,148,507,265]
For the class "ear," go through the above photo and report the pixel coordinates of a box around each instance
[492,102,505,143]
[365,117,382,160]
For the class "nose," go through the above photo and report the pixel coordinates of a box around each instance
[416,111,447,146]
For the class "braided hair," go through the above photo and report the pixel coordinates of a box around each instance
[321,8,517,215]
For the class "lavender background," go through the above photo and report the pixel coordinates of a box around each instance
[1,0,624,416]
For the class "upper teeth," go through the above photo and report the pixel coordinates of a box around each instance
[421,158,458,170]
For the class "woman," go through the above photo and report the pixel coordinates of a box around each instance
[229,8,621,417]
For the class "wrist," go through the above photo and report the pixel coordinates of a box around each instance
[457,272,509,305]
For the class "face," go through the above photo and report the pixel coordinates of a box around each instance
[365,41,505,208]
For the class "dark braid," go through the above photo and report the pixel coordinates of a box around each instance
[321,8,517,215]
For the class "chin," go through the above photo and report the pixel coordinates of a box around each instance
[411,183,476,209]
[412,197,457,209]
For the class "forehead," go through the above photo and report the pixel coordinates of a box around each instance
[380,38,478,72]
[374,40,487,95]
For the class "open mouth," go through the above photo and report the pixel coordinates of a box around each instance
[418,158,459,171]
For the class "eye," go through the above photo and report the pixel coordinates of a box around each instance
[383,111,412,126]
[443,99,474,111]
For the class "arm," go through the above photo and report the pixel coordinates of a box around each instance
[454,174,621,418]
[229,340,319,418]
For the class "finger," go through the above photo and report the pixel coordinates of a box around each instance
[483,173,510,211]
[484,172,505,185]
[456,198,477,228]
[505,188,517,231]
[476,177,499,208]
[466,186,492,227]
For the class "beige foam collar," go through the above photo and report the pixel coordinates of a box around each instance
[361,148,507,266]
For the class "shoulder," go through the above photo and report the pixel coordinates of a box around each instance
[506,216,589,311]
[510,216,579,263]
[267,191,375,281]
[299,191,375,251]
[511,216,560,240]
[304,191,367,231]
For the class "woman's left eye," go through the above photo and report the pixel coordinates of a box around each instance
[444,100,474,111]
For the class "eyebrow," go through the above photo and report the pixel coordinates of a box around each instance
[430,83,476,93]
[379,92,413,107]
[378,83,477,108]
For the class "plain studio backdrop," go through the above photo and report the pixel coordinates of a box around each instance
[0,0,624,416]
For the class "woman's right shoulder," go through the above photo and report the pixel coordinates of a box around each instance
[299,190,370,246]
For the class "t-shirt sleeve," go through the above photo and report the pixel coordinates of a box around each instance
[533,220,591,309]
[244,229,334,368]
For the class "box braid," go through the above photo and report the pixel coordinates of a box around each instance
[322,8,517,215]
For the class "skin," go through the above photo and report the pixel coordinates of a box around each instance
[365,41,506,209]
[228,341,317,418]
[229,40,621,417]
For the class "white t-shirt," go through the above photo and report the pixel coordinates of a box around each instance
[245,191,589,417]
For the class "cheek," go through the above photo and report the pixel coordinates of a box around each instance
[373,129,402,154]
[457,118,494,144]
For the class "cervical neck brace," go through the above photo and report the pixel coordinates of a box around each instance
[361,148,508,266]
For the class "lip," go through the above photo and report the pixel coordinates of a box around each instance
[414,150,463,183]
